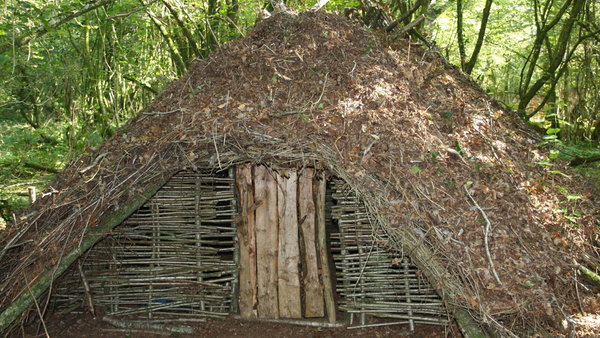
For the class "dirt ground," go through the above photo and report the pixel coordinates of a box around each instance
[20,310,455,338]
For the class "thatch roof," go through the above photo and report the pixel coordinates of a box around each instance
[1,10,599,336]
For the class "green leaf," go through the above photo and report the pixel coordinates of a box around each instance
[566,195,581,201]
[565,215,578,224]
[549,170,570,178]
[411,165,420,174]
[454,140,464,155]
[546,128,561,135]
[537,160,551,167]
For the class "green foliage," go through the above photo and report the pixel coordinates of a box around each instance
[454,140,465,156]
[430,0,598,144]
[552,185,583,226]
[443,179,456,189]
[560,141,600,192]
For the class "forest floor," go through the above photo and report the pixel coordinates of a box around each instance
[22,310,452,338]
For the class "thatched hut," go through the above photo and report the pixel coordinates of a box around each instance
[1,10,599,337]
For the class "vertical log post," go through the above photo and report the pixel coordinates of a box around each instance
[230,168,240,314]
[28,187,36,203]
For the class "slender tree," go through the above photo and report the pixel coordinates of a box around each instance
[456,0,493,75]
[517,0,586,118]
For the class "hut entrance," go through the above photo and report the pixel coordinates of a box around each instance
[235,164,335,321]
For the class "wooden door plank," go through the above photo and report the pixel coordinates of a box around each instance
[254,165,279,319]
[235,163,257,319]
[299,168,324,318]
[315,171,336,323]
[277,170,302,318]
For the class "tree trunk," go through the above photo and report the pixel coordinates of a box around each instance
[205,0,221,52]
[456,0,467,72]
[592,118,600,142]
[146,10,187,76]
[518,0,585,118]
[227,0,239,29]
[385,0,424,32]
[161,0,201,61]
[464,0,493,75]
[517,0,572,116]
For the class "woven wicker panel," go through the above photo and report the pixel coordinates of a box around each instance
[53,170,237,320]
[330,178,448,328]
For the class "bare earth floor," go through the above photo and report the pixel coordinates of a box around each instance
[22,311,455,338]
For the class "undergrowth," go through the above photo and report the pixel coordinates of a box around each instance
[0,116,69,226]
[561,141,600,192]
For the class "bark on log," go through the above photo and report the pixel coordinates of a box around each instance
[569,155,600,166]
[580,266,600,289]
[24,162,60,174]
[103,315,194,334]
[454,308,488,338]
[236,164,258,319]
